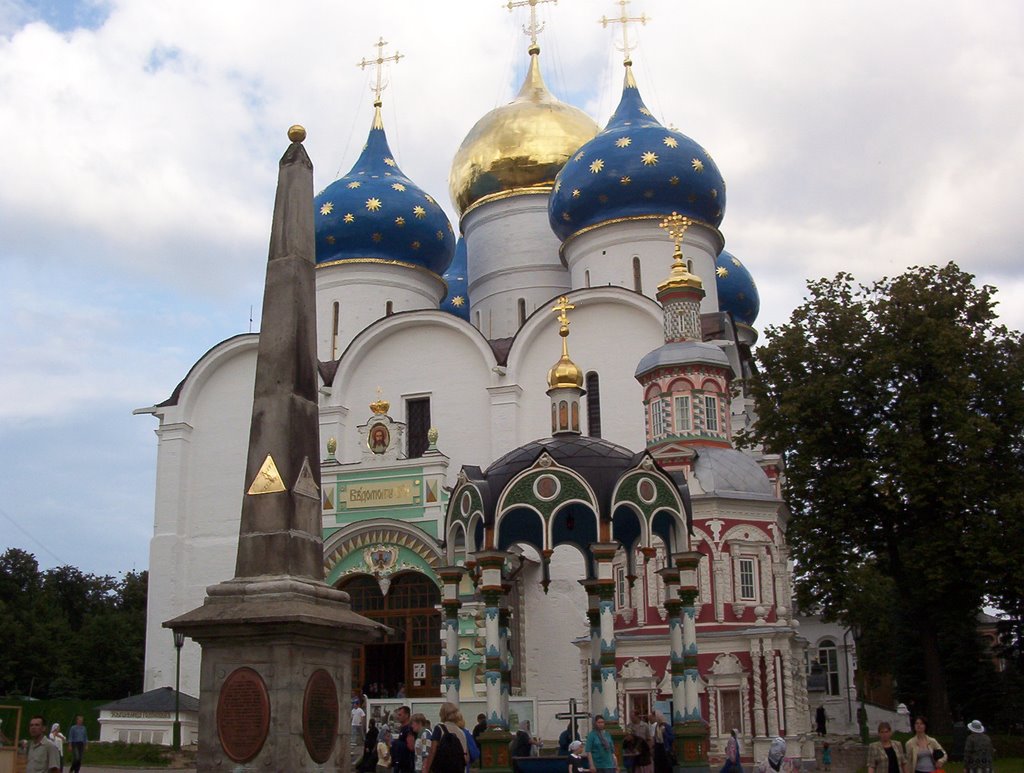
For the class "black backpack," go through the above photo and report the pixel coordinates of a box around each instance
[433,723,468,773]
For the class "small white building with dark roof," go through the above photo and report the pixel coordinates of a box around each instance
[98,687,198,747]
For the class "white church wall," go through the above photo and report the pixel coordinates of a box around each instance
[507,289,662,449]
[142,336,256,696]
[315,263,445,361]
[328,313,496,476]
[520,544,590,741]
[463,194,571,340]
[562,220,723,315]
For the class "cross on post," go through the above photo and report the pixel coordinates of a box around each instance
[551,294,575,329]
[554,698,591,744]
[599,0,650,64]
[357,36,404,105]
[506,0,558,50]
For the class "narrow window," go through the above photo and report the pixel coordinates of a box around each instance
[650,397,665,437]
[518,297,527,327]
[331,301,340,359]
[818,640,841,696]
[585,269,591,288]
[704,394,719,432]
[385,300,394,316]
[406,397,431,458]
[559,400,569,431]
[687,259,694,273]
[616,567,628,609]
[475,310,481,330]
[738,558,756,600]
[585,372,602,438]
[571,401,579,432]
[632,256,642,293]
[674,395,691,432]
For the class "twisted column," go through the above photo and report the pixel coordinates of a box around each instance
[750,639,766,738]
[438,566,467,705]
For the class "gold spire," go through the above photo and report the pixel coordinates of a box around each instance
[357,36,404,115]
[547,295,584,389]
[507,0,558,52]
[599,0,649,66]
[657,212,704,292]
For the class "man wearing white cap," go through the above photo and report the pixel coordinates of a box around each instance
[963,721,993,773]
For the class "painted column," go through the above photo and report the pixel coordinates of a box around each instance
[764,642,779,737]
[750,639,766,738]
[438,566,467,705]
[499,582,513,727]
[674,551,710,773]
[656,564,686,724]
[580,580,603,720]
[591,542,620,723]
[474,550,513,773]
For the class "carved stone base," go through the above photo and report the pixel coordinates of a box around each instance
[479,728,514,773]
[167,577,385,772]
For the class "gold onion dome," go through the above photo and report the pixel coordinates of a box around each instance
[449,46,599,215]
[547,296,584,390]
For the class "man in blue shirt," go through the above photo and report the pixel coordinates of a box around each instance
[68,715,88,773]
[585,717,617,773]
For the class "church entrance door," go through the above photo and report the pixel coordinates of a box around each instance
[341,572,442,699]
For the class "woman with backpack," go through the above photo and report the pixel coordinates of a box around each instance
[424,702,470,773]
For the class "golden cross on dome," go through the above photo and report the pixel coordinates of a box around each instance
[599,0,649,64]
[507,0,557,50]
[552,295,575,330]
[357,36,404,106]
[657,212,703,291]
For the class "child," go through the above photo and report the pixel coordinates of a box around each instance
[822,743,832,772]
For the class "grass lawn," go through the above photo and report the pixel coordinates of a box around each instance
[80,742,174,766]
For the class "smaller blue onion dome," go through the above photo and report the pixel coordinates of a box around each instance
[440,238,470,320]
[549,64,725,242]
[315,104,455,277]
[715,250,759,326]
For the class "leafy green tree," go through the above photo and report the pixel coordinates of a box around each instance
[740,263,1024,731]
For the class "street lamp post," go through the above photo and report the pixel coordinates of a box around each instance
[173,631,185,750]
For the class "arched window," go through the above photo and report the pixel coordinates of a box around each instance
[585,371,602,438]
[585,269,591,288]
[385,300,394,316]
[632,257,643,293]
[475,310,481,330]
[818,639,841,696]
[518,298,527,327]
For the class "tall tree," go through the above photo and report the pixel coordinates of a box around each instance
[740,263,1024,731]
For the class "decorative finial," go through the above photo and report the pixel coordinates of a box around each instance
[552,294,575,340]
[427,427,439,450]
[657,212,703,291]
[546,295,583,391]
[370,386,391,416]
[507,0,557,51]
[357,36,404,107]
[599,0,649,66]
[327,436,337,456]
[287,124,306,143]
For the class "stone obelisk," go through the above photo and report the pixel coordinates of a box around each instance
[167,125,385,772]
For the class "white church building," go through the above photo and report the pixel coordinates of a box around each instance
[134,5,859,762]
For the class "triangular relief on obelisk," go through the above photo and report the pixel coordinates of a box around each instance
[247,454,287,495]
[292,456,320,500]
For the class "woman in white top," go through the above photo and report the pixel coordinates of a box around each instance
[49,723,67,772]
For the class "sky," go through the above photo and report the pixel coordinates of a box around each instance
[1,0,1022,578]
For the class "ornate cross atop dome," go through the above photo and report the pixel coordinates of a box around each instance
[599,0,649,65]
[357,36,404,107]
[507,0,557,51]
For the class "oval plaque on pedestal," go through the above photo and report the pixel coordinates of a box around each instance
[302,668,338,763]
[217,667,270,763]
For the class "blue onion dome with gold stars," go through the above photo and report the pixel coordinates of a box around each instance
[548,63,725,242]
[715,249,759,326]
[448,45,599,216]
[315,104,455,277]
[440,237,469,320]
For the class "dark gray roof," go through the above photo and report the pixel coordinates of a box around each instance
[99,686,199,713]
[635,341,730,378]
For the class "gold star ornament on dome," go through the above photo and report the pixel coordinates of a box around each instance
[343,213,355,223]
[320,202,334,215]
[641,151,658,165]
[412,205,426,218]
[366,198,382,211]
[615,136,632,148]
[451,296,465,307]
[589,159,605,173]
[391,182,406,191]
[663,136,678,148]
[347,181,362,189]
[691,158,704,173]
[395,216,406,226]
[716,266,729,278]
